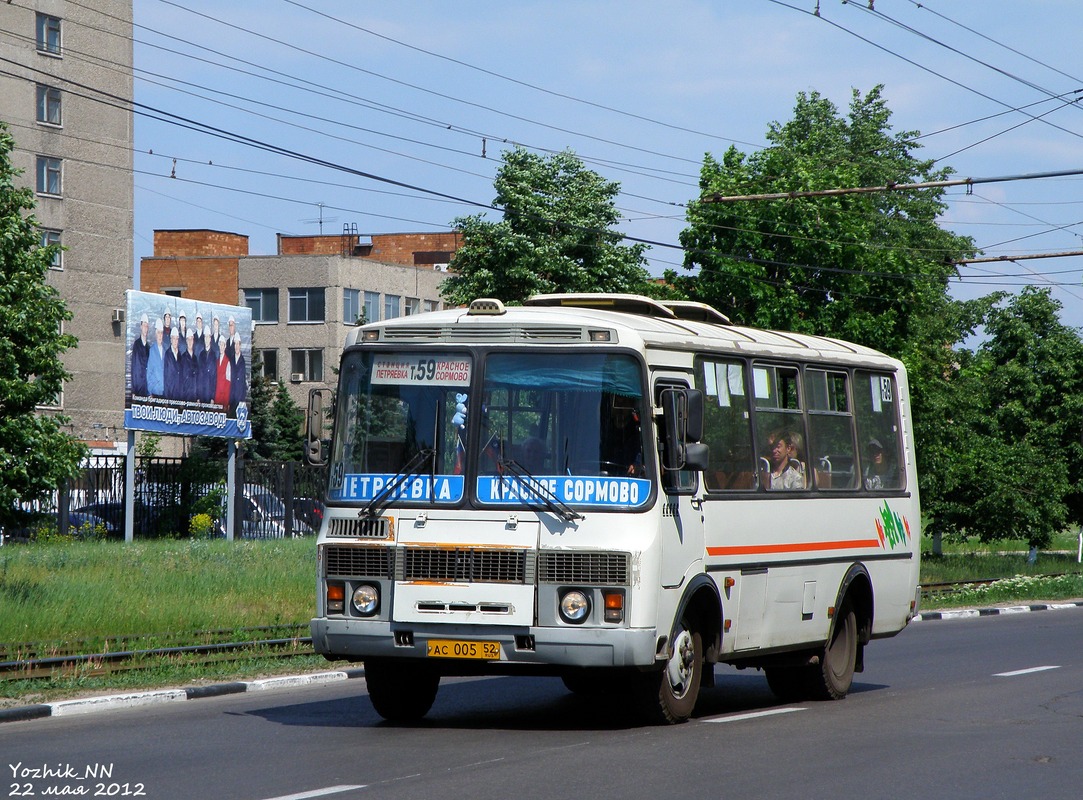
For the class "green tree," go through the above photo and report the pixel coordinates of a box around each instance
[928,287,1083,550]
[673,87,976,357]
[442,147,655,305]
[267,381,304,461]
[0,124,87,529]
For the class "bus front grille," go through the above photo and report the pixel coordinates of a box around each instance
[401,547,530,584]
[327,517,391,539]
[324,545,394,578]
[539,551,630,585]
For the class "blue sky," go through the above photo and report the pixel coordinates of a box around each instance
[133,0,1083,327]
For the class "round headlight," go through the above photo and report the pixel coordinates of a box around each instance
[559,590,591,623]
[352,584,379,616]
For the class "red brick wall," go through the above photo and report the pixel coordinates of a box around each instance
[277,232,461,265]
[368,232,460,266]
[141,230,247,305]
[276,234,347,256]
[154,230,249,257]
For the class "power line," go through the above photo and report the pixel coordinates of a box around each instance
[703,167,1083,204]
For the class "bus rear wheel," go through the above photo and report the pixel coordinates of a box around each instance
[641,619,703,724]
[807,603,858,701]
[364,658,440,722]
[764,603,858,702]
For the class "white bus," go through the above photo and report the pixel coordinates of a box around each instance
[306,294,921,724]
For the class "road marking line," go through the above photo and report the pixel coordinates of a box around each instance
[994,666,1060,677]
[703,707,806,723]
[262,786,366,800]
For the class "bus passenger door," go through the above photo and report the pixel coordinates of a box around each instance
[657,380,706,589]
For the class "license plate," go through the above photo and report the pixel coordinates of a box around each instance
[426,639,501,660]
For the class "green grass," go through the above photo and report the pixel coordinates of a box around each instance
[919,530,1083,609]
[0,538,314,648]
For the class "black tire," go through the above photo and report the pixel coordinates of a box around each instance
[640,620,703,724]
[364,658,440,722]
[807,604,857,701]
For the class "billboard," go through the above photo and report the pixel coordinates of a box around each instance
[123,290,253,439]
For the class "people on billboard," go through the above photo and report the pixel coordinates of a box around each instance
[147,318,166,398]
[164,328,182,399]
[198,328,217,403]
[130,313,150,397]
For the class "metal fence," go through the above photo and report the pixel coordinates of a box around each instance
[6,455,326,541]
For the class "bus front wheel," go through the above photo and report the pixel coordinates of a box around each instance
[364,658,440,722]
[641,618,703,724]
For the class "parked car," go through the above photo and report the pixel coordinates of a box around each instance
[235,484,314,539]
[292,497,324,530]
[0,510,109,542]
[72,501,171,539]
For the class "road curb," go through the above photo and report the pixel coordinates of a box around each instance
[914,599,1083,622]
[0,667,365,725]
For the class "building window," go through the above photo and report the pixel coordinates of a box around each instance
[36,85,61,126]
[363,291,380,323]
[343,288,361,325]
[288,287,325,323]
[36,156,62,196]
[36,13,61,55]
[255,349,278,381]
[290,349,323,382]
[424,300,441,313]
[40,229,62,269]
[405,297,420,316]
[245,288,279,323]
[384,294,401,320]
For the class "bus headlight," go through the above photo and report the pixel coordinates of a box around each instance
[352,584,380,616]
[559,590,591,624]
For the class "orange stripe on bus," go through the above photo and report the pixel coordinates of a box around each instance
[706,539,883,557]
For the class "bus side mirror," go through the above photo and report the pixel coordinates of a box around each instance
[660,387,709,471]
[306,389,329,466]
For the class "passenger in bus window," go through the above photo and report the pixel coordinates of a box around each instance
[766,430,805,490]
[518,436,548,474]
[863,438,897,489]
[603,399,644,476]
[786,429,806,481]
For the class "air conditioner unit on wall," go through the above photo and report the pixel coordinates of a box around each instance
[111,308,125,323]
[290,373,305,382]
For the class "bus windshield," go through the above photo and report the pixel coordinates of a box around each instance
[327,350,651,510]
[328,351,473,505]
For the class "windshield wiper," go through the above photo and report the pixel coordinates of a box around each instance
[363,447,436,518]
[497,457,583,524]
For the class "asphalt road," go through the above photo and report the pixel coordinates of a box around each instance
[3,609,1082,800]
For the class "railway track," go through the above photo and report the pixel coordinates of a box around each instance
[0,625,314,681]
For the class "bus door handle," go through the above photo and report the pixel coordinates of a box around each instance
[690,496,703,510]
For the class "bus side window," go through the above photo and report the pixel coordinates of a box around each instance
[854,371,904,491]
[805,369,856,490]
[752,363,807,491]
[697,358,755,491]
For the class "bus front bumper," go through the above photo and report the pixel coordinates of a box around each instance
[310,618,661,669]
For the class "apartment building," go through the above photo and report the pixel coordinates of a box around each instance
[140,229,454,409]
[0,1,134,454]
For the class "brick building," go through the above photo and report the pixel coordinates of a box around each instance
[140,229,455,409]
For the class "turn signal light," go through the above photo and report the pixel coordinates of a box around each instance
[603,591,624,623]
[326,583,345,614]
